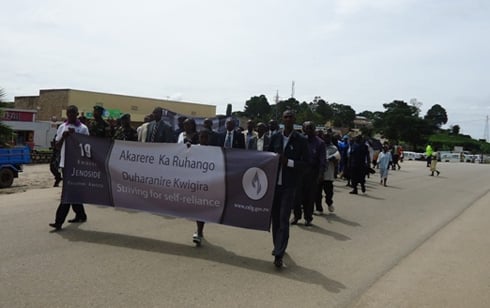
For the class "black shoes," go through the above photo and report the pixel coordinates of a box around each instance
[53,178,62,187]
[361,185,366,193]
[274,256,284,268]
[68,217,87,223]
[49,223,61,231]
[304,220,313,227]
[290,218,299,225]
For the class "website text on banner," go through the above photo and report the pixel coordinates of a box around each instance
[62,134,279,231]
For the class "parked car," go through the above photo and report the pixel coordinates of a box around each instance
[403,151,426,161]
[440,152,462,163]
[463,153,476,163]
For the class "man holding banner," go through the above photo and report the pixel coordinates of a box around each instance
[49,105,90,231]
[268,110,310,268]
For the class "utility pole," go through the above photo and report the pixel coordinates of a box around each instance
[291,81,295,98]
[484,115,489,142]
[274,90,279,120]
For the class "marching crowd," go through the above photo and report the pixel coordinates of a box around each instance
[49,104,413,268]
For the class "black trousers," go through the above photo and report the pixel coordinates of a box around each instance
[314,181,324,212]
[315,180,334,210]
[49,154,62,181]
[323,180,334,206]
[55,203,86,225]
[293,168,317,222]
[54,169,86,225]
[351,167,366,192]
[271,186,295,258]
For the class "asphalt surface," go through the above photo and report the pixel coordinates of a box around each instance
[1,161,489,307]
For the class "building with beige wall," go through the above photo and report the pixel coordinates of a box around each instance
[14,89,216,122]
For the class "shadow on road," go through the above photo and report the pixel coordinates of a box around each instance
[294,224,351,241]
[53,225,346,293]
[354,194,385,200]
[324,214,361,227]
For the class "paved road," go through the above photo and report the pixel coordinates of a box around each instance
[1,161,489,307]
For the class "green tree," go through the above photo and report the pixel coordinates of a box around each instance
[243,95,271,122]
[357,110,374,120]
[0,88,14,145]
[315,99,334,122]
[276,97,301,118]
[424,104,448,128]
[451,124,460,135]
[330,103,356,127]
[295,102,323,125]
[375,100,428,146]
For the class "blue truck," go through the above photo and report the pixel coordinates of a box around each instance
[0,145,31,188]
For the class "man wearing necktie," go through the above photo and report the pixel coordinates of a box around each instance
[220,117,245,149]
[268,110,310,268]
[145,107,175,143]
[225,130,232,148]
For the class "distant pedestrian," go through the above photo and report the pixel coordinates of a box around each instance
[425,144,433,167]
[49,132,62,187]
[392,143,401,170]
[349,135,370,194]
[321,133,340,213]
[430,149,440,176]
[377,145,392,187]
[339,135,352,186]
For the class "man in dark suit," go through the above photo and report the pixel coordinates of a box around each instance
[220,117,245,149]
[268,110,310,268]
[248,122,270,151]
[291,121,325,226]
[145,107,175,143]
[268,119,279,137]
[203,118,221,146]
[243,119,258,149]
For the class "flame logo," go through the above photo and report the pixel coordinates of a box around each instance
[242,167,268,200]
[252,171,262,195]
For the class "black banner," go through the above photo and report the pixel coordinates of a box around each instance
[62,134,279,231]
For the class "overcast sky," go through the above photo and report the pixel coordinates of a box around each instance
[1,0,489,139]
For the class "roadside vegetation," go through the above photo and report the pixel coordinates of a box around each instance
[234,95,489,154]
[1,86,488,153]
[0,88,14,147]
